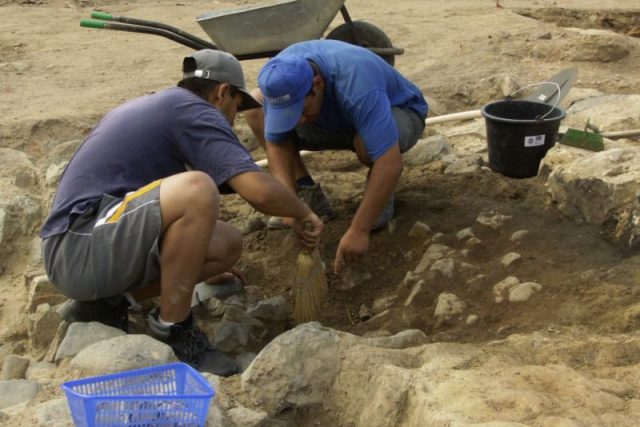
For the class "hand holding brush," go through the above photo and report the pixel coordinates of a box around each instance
[292,220,328,324]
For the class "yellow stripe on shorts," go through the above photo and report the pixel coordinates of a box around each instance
[106,180,161,224]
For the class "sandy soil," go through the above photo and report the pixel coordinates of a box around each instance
[1,0,640,419]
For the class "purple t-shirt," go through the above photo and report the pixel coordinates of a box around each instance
[40,87,260,238]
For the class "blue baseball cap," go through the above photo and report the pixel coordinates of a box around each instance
[258,56,313,135]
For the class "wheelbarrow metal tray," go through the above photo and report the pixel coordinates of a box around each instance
[196,0,345,56]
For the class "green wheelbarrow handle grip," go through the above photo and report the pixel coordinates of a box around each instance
[91,11,113,21]
[80,19,106,29]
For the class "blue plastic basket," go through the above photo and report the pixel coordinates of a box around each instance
[61,362,214,427]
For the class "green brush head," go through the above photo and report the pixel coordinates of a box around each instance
[559,128,605,152]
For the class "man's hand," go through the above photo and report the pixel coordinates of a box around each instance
[290,211,323,249]
[334,227,370,274]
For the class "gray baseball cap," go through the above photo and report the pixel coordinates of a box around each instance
[183,49,261,111]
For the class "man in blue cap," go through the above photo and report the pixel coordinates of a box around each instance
[245,40,428,274]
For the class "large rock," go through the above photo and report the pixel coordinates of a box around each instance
[403,135,450,166]
[564,94,640,131]
[199,323,640,426]
[241,322,342,413]
[547,148,640,247]
[70,335,177,374]
[326,334,640,426]
[55,322,126,362]
[0,379,40,410]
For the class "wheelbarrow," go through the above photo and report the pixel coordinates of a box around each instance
[81,0,404,65]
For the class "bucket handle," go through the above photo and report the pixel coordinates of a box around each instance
[507,81,561,121]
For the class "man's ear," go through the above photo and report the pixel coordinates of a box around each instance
[312,75,324,94]
[217,82,232,99]
[208,83,229,106]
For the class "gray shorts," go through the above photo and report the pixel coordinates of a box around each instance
[294,107,425,154]
[42,180,163,301]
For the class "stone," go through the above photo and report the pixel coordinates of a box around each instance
[0,379,40,410]
[456,227,475,241]
[25,362,56,383]
[493,276,520,303]
[364,329,428,349]
[55,322,126,362]
[404,280,425,307]
[510,230,529,242]
[212,321,250,353]
[45,162,68,187]
[509,282,543,302]
[548,148,640,248]
[28,275,66,313]
[372,295,398,314]
[70,335,176,374]
[247,296,290,321]
[434,293,467,324]
[29,304,62,360]
[414,244,454,274]
[476,212,512,231]
[0,355,29,380]
[408,221,431,239]
[241,323,341,413]
[501,252,522,267]
[430,258,455,279]
[13,169,37,188]
[358,304,372,321]
[404,135,450,166]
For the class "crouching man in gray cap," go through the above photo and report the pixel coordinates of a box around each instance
[40,50,323,376]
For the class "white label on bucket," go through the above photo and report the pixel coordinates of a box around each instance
[524,135,545,147]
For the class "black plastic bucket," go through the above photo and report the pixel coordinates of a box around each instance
[481,99,565,179]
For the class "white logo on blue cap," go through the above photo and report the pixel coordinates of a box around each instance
[266,94,293,104]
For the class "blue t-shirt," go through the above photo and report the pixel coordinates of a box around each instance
[265,40,428,161]
[40,87,260,238]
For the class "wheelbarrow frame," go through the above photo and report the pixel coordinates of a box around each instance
[81,2,403,64]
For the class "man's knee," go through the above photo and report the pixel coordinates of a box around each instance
[393,108,425,153]
[164,172,218,209]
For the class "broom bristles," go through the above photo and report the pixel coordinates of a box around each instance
[294,248,328,323]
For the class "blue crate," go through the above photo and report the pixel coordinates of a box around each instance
[61,362,214,427]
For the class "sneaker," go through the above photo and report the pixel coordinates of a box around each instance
[267,183,336,229]
[297,183,337,222]
[57,296,129,332]
[147,308,240,377]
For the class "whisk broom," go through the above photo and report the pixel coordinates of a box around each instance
[293,245,328,324]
